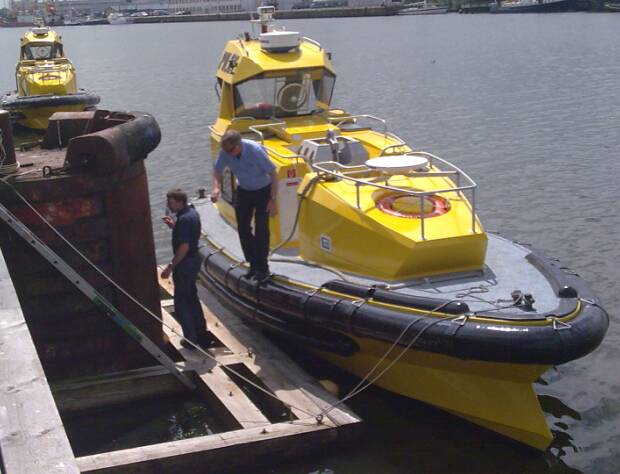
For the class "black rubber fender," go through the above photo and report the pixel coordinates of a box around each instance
[0,90,100,110]
[199,241,609,365]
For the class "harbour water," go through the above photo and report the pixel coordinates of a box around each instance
[1,12,619,473]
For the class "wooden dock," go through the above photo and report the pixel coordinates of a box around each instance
[0,257,362,473]
[0,249,80,473]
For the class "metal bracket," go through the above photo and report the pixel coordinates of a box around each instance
[351,298,367,308]
[305,286,323,297]
[547,317,572,331]
[451,312,473,326]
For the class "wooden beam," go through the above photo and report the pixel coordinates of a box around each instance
[0,250,79,474]
[207,301,360,427]
[158,268,360,428]
[195,277,360,427]
[51,366,189,413]
[76,418,339,474]
[161,307,271,430]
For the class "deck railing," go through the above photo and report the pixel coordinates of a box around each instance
[209,122,304,163]
[327,114,389,137]
[209,118,479,239]
[312,151,478,240]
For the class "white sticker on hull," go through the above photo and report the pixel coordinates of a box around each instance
[320,234,332,252]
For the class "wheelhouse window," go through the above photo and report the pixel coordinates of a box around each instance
[233,68,336,119]
[21,43,63,61]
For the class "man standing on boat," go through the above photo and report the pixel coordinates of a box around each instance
[161,189,207,349]
[211,130,278,281]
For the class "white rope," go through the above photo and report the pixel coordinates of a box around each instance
[316,303,460,420]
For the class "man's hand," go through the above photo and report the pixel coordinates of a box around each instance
[161,264,172,279]
[162,216,174,229]
[210,188,221,203]
[267,198,278,217]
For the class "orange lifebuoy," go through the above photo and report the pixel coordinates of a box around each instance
[377,193,450,219]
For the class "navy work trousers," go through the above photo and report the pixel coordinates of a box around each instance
[172,254,205,344]
[235,185,271,273]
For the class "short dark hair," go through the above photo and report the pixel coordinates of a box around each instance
[166,189,188,205]
[221,130,242,149]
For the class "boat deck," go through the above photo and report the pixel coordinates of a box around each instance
[195,198,562,317]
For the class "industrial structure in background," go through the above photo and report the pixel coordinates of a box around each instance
[2,0,399,19]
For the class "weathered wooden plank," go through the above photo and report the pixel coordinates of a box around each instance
[217,310,359,426]
[158,267,360,428]
[195,278,360,428]
[160,298,174,308]
[0,250,79,474]
[76,418,338,474]
[51,366,189,413]
[160,306,271,429]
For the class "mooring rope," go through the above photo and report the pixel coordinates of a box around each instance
[315,302,460,421]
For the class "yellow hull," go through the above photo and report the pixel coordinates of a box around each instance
[312,336,553,450]
[18,103,86,130]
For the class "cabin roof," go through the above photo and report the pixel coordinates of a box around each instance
[216,38,335,84]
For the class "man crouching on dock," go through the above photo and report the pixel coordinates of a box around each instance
[161,189,207,349]
[211,130,278,281]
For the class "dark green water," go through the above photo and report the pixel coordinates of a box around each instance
[2,13,619,473]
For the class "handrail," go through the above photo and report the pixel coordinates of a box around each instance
[314,159,476,196]
[231,116,259,123]
[302,36,323,51]
[208,124,302,163]
[248,121,287,143]
[264,145,303,163]
[312,153,479,240]
[329,114,388,137]
[380,143,412,156]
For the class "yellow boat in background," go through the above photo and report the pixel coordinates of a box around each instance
[0,27,100,130]
[193,7,608,451]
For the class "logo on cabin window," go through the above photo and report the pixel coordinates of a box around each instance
[320,234,332,252]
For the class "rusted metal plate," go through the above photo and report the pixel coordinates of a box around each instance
[42,111,100,149]
[0,112,165,379]
[9,196,103,227]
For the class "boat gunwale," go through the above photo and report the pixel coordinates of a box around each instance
[198,231,609,365]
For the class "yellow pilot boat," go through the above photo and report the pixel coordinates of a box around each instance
[0,27,100,130]
[195,7,608,450]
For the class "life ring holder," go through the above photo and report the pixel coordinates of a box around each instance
[377,193,450,219]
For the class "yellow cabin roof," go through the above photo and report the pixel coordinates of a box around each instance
[21,27,62,46]
[216,38,336,85]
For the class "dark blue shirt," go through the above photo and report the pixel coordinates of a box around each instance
[214,139,276,191]
[172,205,201,259]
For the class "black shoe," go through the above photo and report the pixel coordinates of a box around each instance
[242,268,256,280]
[198,332,216,348]
[254,270,271,282]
